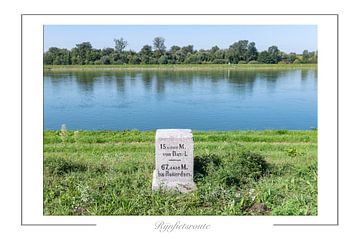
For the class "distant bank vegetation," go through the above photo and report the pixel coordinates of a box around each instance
[44,37,317,65]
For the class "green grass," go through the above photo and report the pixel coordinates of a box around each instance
[44,129,317,216]
[44,64,317,72]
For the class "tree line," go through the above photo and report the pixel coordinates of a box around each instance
[44,37,317,65]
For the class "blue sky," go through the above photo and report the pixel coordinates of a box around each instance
[44,25,317,53]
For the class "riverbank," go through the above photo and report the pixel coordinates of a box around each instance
[44,64,317,72]
[44,129,317,215]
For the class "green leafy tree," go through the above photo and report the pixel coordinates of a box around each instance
[258,51,272,64]
[71,42,93,65]
[114,38,128,52]
[267,45,281,64]
[302,50,310,63]
[153,37,166,59]
[139,45,153,64]
[246,42,258,62]
[127,50,141,64]
[209,46,220,61]
[44,47,71,65]
[158,55,168,64]
[181,45,194,55]
[44,38,317,65]
[282,52,297,64]
[228,40,249,63]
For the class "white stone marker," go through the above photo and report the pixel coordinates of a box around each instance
[152,129,197,192]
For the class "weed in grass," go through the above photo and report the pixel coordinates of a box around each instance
[275,129,289,135]
[286,147,304,157]
[59,124,67,143]
[73,130,80,143]
[44,157,87,175]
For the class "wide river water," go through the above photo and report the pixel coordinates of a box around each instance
[44,69,317,130]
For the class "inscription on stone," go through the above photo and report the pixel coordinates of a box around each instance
[152,129,196,192]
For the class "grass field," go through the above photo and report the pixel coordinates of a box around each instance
[44,64,317,72]
[43,129,317,216]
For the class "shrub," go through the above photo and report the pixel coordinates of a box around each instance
[220,151,269,186]
[238,60,247,64]
[158,55,168,64]
[212,59,229,64]
[101,56,111,65]
[194,154,222,179]
[248,60,259,64]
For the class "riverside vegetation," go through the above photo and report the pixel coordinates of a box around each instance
[44,63,317,72]
[44,37,317,66]
[44,129,317,215]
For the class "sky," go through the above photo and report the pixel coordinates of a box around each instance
[44,25,317,54]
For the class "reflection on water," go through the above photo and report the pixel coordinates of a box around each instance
[44,69,317,130]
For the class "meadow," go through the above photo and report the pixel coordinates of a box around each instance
[44,64,317,72]
[44,129,317,215]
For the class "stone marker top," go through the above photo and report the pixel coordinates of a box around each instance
[153,128,196,192]
[156,129,193,140]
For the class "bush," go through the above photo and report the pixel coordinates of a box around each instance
[220,151,269,186]
[194,154,222,179]
[212,59,229,64]
[238,60,247,64]
[293,59,301,64]
[101,56,111,65]
[158,56,168,64]
[248,60,259,64]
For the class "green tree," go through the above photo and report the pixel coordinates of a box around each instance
[282,52,297,64]
[181,45,194,55]
[44,47,71,65]
[302,50,310,63]
[228,40,249,63]
[246,42,258,62]
[258,51,272,64]
[71,42,93,65]
[209,46,220,61]
[114,38,128,52]
[170,45,181,53]
[44,38,317,65]
[102,47,114,56]
[213,49,226,61]
[158,55,168,64]
[168,46,181,63]
[153,37,166,58]
[101,56,111,64]
[267,45,281,64]
[139,45,153,64]
[127,50,141,64]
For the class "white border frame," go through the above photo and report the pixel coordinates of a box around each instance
[21,14,338,230]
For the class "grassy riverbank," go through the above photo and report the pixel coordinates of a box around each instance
[44,129,317,216]
[44,64,317,72]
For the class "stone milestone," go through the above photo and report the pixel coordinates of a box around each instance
[152,129,197,192]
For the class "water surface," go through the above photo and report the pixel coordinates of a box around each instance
[44,69,317,130]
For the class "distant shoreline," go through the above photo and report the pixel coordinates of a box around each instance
[44,64,317,72]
